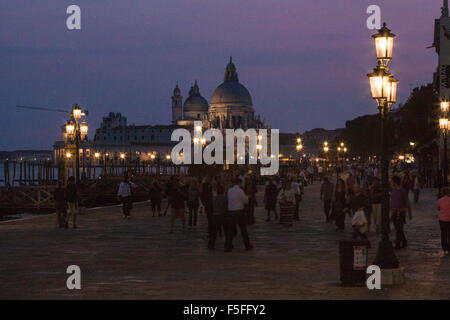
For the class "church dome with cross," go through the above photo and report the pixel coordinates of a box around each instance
[210,57,253,108]
[171,57,263,129]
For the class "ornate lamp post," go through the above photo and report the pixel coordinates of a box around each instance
[337,142,347,173]
[367,23,399,269]
[323,141,329,172]
[440,100,449,186]
[64,104,88,184]
[296,137,303,168]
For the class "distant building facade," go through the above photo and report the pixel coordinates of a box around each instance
[301,128,343,156]
[53,57,342,165]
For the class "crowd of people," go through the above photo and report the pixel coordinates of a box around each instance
[318,163,450,256]
[319,166,413,249]
[52,160,450,257]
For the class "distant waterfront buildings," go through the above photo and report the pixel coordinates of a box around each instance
[52,57,342,164]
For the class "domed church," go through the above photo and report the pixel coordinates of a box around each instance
[172,57,266,130]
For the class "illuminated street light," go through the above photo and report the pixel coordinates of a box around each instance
[368,22,399,269]
[372,22,395,67]
[441,99,449,114]
[63,104,88,184]
[72,104,82,120]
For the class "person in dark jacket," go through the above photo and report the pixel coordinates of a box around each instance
[201,176,214,237]
[66,176,79,228]
[54,180,67,228]
[187,179,200,227]
[265,178,279,221]
[320,176,334,222]
[208,184,227,250]
[333,178,348,230]
[391,175,412,249]
[169,177,187,234]
[244,176,257,225]
[149,179,162,217]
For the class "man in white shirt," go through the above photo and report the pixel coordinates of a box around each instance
[117,174,136,218]
[225,178,252,252]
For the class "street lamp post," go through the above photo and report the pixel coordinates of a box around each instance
[367,23,399,269]
[64,104,88,184]
[337,142,347,174]
[440,100,449,187]
[296,137,303,169]
[323,141,329,173]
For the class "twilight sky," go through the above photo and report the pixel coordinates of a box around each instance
[0,0,441,150]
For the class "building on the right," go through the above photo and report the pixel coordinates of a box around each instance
[300,128,343,157]
[432,0,450,183]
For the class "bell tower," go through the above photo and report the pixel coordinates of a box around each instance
[171,83,183,123]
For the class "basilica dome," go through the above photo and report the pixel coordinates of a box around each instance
[210,57,253,107]
[211,82,252,106]
[183,81,209,112]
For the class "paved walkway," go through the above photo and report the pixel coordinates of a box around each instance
[0,181,449,299]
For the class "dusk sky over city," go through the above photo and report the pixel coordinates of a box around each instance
[0,0,439,150]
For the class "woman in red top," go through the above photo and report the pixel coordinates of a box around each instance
[438,187,450,255]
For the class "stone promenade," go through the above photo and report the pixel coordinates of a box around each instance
[0,181,449,299]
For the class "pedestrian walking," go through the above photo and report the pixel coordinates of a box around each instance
[391,176,412,250]
[208,184,227,250]
[66,176,79,228]
[320,176,334,222]
[332,178,348,230]
[187,179,200,227]
[54,180,67,228]
[278,180,296,226]
[264,178,279,221]
[201,176,214,238]
[225,178,252,252]
[117,173,136,219]
[168,177,187,234]
[437,187,450,256]
[149,179,162,217]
